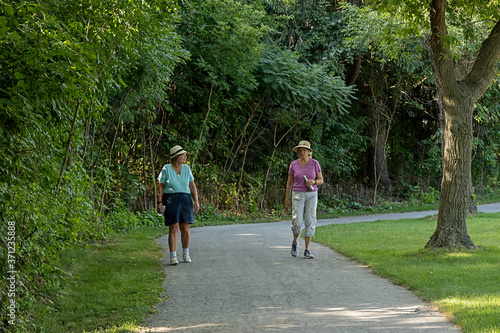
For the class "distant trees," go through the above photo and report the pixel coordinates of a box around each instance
[340,4,434,201]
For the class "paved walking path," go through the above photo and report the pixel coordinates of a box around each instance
[143,203,500,332]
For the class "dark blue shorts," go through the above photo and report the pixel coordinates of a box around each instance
[162,193,194,226]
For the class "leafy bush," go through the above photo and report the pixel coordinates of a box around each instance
[420,187,440,204]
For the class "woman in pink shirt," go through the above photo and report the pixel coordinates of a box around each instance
[285,140,324,259]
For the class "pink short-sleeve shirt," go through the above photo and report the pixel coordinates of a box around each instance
[288,159,322,192]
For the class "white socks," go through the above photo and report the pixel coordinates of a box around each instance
[171,249,189,258]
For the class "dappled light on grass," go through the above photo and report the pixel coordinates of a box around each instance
[438,295,500,309]
[437,295,500,332]
[444,252,474,258]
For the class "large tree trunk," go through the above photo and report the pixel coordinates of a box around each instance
[425,0,500,249]
[426,95,476,249]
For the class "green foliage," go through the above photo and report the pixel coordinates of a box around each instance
[164,0,272,168]
[414,133,444,189]
[473,80,500,191]
[256,47,354,113]
[370,0,500,59]
[342,3,428,71]
[419,187,440,204]
[266,0,348,69]
[315,115,369,181]
[177,0,269,92]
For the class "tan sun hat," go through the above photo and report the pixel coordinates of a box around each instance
[170,145,187,159]
[293,140,312,153]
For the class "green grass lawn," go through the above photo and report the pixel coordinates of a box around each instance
[32,226,167,333]
[314,212,500,333]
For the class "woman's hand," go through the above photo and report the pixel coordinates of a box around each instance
[285,201,291,214]
[157,203,163,214]
[194,202,200,213]
[306,179,315,187]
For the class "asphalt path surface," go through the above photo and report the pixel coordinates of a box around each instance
[143,203,500,332]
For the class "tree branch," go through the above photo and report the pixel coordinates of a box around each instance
[429,0,456,96]
[465,18,500,101]
[191,83,214,171]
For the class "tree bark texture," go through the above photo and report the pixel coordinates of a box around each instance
[426,0,500,249]
[367,67,391,188]
[426,95,476,249]
[367,106,391,187]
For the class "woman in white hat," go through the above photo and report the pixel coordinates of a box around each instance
[157,145,200,265]
[285,140,323,259]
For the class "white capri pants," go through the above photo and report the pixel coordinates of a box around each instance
[291,191,318,237]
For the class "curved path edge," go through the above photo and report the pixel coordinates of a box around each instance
[143,203,500,332]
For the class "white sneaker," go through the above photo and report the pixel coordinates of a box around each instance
[183,253,192,263]
[170,256,178,265]
[304,250,315,259]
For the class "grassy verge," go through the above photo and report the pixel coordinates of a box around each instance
[32,226,167,333]
[314,212,500,333]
